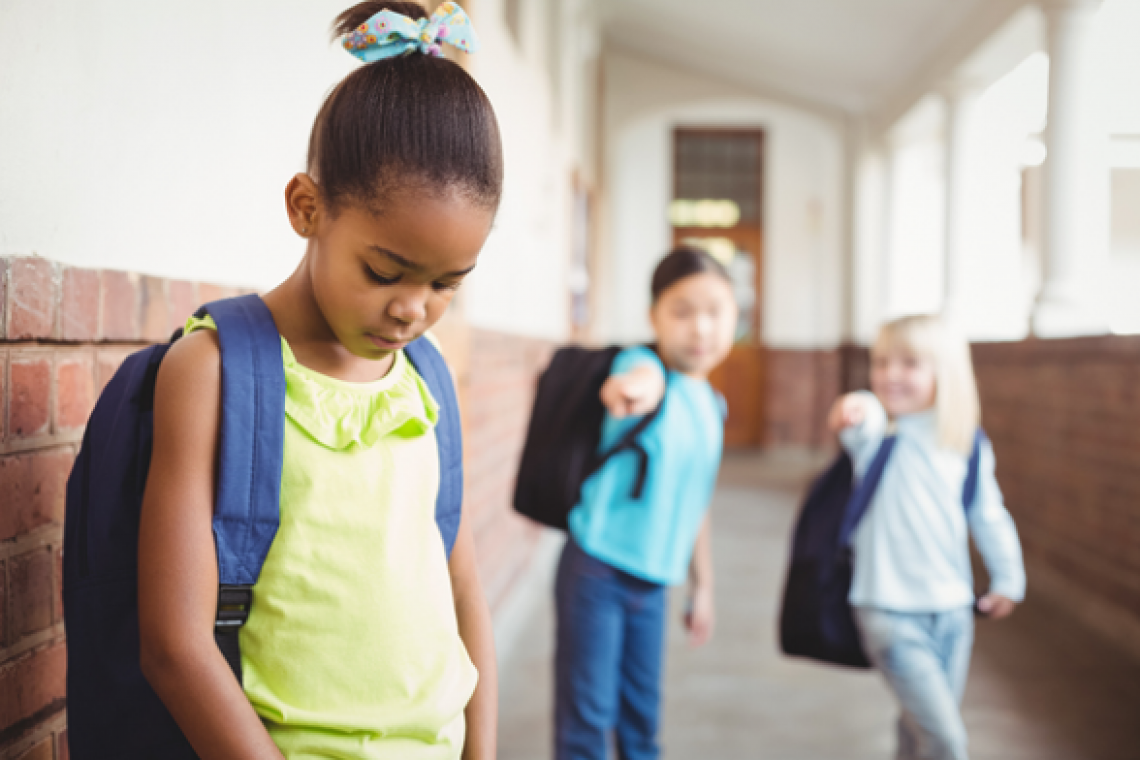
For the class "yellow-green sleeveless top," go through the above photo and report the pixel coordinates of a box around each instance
[186,316,477,759]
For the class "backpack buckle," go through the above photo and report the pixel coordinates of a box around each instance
[215,585,253,632]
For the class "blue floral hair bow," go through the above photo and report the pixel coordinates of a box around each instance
[343,1,479,62]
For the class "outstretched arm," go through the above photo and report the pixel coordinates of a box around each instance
[600,363,666,418]
[828,391,888,472]
[450,511,497,760]
[137,331,283,759]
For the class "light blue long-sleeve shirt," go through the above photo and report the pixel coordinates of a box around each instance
[839,391,1026,612]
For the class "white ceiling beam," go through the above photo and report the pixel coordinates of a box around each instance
[868,0,1034,138]
[601,38,851,127]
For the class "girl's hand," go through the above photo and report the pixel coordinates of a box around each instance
[976,593,1016,620]
[684,584,715,648]
[828,393,869,432]
[600,364,666,418]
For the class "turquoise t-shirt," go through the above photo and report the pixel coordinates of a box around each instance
[567,346,725,586]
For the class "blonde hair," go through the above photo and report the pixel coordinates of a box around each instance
[874,315,980,455]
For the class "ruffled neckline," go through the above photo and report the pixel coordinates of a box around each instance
[279,339,438,450]
[184,315,438,451]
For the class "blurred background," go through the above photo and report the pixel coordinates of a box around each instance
[2,1,1139,758]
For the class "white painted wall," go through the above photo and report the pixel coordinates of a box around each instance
[0,0,598,341]
[0,0,355,290]
[599,51,847,349]
[459,0,599,340]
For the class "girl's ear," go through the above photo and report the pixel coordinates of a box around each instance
[285,173,322,238]
[647,300,661,332]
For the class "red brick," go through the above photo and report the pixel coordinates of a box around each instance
[198,283,239,304]
[10,547,54,641]
[60,267,100,341]
[54,354,94,433]
[139,276,170,341]
[1,348,6,440]
[0,559,7,648]
[0,642,66,741]
[54,546,64,625]
[974,335,1140,635]
[100,270,138,341]
[10,357,51,439]
[15,737,53,760]
[168,280,199,331]
[0,448,74,542]
[7,257,58,340]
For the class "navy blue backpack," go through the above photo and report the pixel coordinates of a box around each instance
[778,431,984,668]
[62,295,464,758]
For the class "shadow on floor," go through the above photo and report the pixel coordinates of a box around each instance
[498,451,1140,760]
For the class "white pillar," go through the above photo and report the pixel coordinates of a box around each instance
[940,82,982,326]
[1032,0,1109,337]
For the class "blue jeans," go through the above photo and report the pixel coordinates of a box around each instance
[854,606,975,760]
[555,538,668,760]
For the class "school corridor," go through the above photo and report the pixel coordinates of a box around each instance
[497,451,1140,760]
[4,2,1140,758]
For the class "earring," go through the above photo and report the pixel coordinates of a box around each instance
[301,227,308,234]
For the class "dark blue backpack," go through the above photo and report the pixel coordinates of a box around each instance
[778,430,984,668]
[62,295,464,759]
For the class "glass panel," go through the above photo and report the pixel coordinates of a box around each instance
[675,133,762,225]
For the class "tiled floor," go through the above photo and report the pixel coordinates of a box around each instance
[498,451,1140,760]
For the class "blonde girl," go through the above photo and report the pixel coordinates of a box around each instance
[828,315,1026,760]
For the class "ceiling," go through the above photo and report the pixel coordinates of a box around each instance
[597,0,1017,116]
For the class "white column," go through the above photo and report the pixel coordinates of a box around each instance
[880,141,898,322]
[940,82,982,326]
[1032,0,1109,337]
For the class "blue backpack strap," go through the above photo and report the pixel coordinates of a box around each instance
[203,295,287,585]
[405,337,464,559]
[199,295,286,682]
[838,436,897,548]
[962,428,986,510]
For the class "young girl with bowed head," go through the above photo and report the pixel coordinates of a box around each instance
[828,315,1026,760]
[136,3,501,758]
[555,246,738,760]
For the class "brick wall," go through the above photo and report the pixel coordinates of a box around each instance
[0,256,252,759]
[0,255,553,757]
[459,329,553,613]
[765,349,843,448]
[973,337,1140,661]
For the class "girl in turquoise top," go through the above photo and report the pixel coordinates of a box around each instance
[137,3,502,758]
[555,247,738,760]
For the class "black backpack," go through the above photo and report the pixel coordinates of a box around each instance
[778,430,984,668]
[513,346,665,530]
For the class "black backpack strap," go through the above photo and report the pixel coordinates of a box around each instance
[837,435,897,549]
[199,295,287,685]
[586,373,670,500]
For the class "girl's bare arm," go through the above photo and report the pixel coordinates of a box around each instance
[137,331,284,760]
[449,510,497,760]
[685,512,715,647]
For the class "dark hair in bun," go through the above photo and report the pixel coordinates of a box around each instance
[308,1,503,215]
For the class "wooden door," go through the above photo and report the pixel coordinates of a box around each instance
[672,129,765,447]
